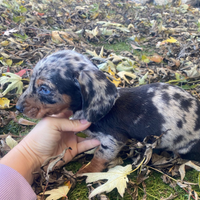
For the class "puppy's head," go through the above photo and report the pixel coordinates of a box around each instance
[16,50,118,122]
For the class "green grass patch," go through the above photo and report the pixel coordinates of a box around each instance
[103,41,132,53]
[65,159,200,200]
[91,40,156,58]
[0,113,38,136]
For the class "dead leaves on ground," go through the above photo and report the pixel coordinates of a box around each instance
[1,0,200,199]
[80,135,200,199]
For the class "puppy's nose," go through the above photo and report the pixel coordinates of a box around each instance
[16,104,24,113]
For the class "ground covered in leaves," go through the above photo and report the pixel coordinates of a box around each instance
[1,0,200,199]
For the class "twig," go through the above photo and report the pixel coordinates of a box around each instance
[128,157,146,174]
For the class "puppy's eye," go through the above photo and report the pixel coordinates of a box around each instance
[38,85,51,95]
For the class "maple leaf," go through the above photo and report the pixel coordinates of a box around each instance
[83,165,132,198]
[0,72,23,96]
[42,181,71,200]
[117,71,136,84]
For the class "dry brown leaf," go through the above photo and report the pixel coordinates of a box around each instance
[18,118,36,126]
[160,193,178,200]
[51,31,74,44]
[179,161,200,181]
[149,54,163,63]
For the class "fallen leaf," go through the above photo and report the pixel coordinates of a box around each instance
[0,72,23,96]
[149,54,163,63]
[117,71,136,84]
[1,41,9,46]
[179,161,200,181]
[42,147,71,180]
[98,60,116,73]
[183,65,200,78]
[160,193,178,200]
[15,69,29,77]
[51,31,74,44]
[83,165,132,198]
[91,26,99,36]
[139,72,149,85]
[6,135,18,149]
[131,44,143,50]
[18,118,36,126]
[5,59,12,66]
[42,181,71,200]
[3,28,18,36]
[86,49,99,57]
[141,55,150,64]
[160,37,177,46]
[107,67,121,87]
[0,97,10,109]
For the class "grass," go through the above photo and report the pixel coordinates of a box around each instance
[92,39,156,58]
[0,113,38,135]
[65,158,200,200]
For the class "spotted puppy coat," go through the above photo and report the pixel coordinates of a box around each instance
[16,50,200,173]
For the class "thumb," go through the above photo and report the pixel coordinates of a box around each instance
[45,117,91,132]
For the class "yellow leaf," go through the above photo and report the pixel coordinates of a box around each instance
[1,41,9,46]
[91,26,99,36]
[42,181,71,200]
[162,37,177,44]
[86,49,99,57]
[0,97,10,109]
[6,135,18,149]
[90,12,99,20]
[141,55,150,63]
[83,165,132,198]
[107,67,121,87]
[16,60,24,66]
[6,59,12,66]
[117,71,136,84]
[128,24,134,29]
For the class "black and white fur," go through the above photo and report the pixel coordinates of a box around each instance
[16,50,200,172]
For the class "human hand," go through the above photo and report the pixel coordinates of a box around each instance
[22,114,100,168]
[0,113,100,184]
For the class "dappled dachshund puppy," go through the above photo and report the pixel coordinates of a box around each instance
[16,50,200,173]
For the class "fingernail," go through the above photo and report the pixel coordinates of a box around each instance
[80,119,89,124]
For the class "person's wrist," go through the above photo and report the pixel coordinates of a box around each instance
[0,139,42,185]
[18,139,42,172]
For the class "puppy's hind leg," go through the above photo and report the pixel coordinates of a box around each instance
[78,134,126,173]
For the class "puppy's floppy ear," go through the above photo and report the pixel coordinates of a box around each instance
[77,69,118,123]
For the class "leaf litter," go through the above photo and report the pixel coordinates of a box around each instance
[1,0,200,199]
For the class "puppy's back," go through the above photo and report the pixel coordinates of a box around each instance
[89,83,200,159]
